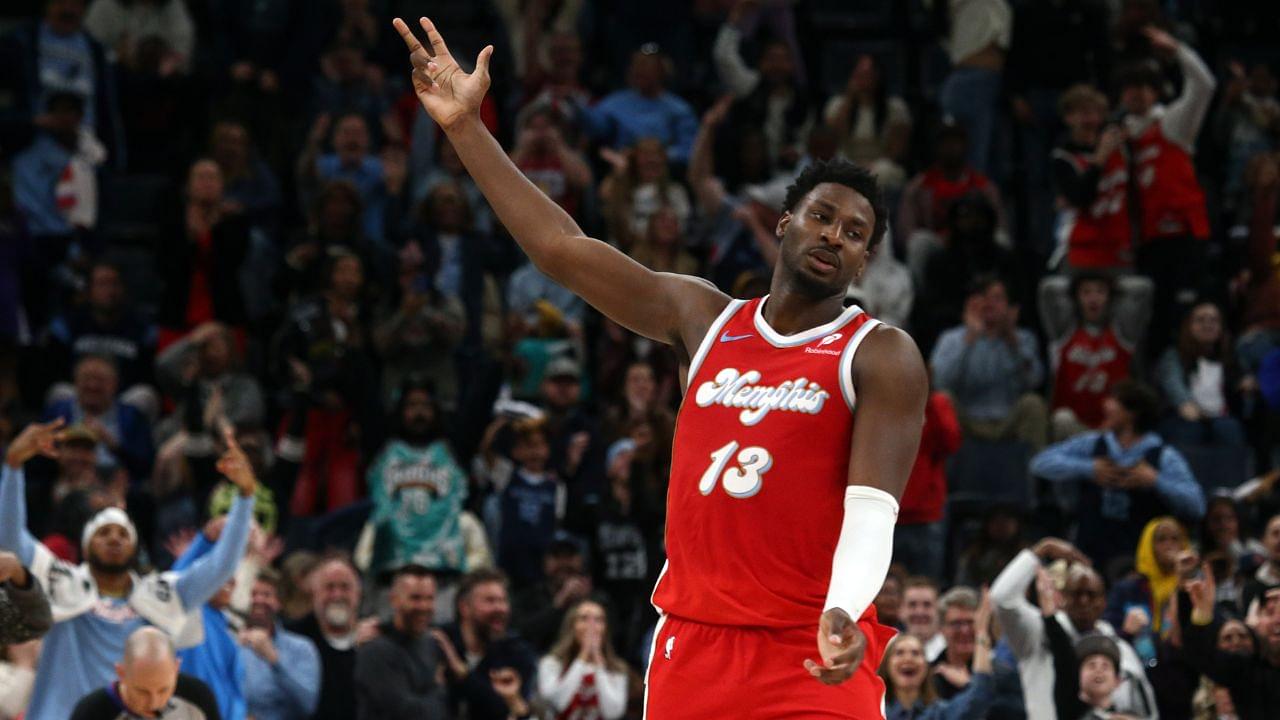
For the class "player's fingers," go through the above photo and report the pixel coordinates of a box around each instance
[419,17,451,58]
[391,18,425,55]
[475,44,494,76]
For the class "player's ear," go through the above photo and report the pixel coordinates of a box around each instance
[776,211,790,239]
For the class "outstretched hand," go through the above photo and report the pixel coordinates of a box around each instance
[393,17,493,131]
[805,608,867,685]
[216,428,257,498]
[4,419,65,469]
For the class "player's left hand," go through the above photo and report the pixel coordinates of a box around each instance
[805,608,867,685]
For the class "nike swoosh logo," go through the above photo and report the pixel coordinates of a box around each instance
[719,332,753,343]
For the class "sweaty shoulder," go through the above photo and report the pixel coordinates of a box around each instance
[851,325,928,400]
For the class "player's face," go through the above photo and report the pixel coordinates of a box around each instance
[776,183,874,299]
[902,587,938,637]
[886,636,927,691]
[88,524,135,573]
[1078,656,1119,701]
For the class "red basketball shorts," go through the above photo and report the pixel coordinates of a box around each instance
[643,614,896,719]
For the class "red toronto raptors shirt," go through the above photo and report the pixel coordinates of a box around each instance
[652,295,882,628]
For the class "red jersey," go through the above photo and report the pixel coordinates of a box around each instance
[898,392,961,525]
[1050,325,1133,428]
[652,296,881,628]
[1056,148,1132,268]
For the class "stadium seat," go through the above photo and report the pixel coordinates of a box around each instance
[1173,443,1252,492]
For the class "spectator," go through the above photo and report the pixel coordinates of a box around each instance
[576,45,699,165]
[46,259,159,408]
[599,137,692,252]
[1044,626,1150,720]
[824,54,911,192]
[933,587,980,699]
[18,422,114,554]
[354,565,447,719]
[511,105,593,221]
[1039,272,1152,439]
[1237,155,1280,397]
[435,569,538,720]
[937,0,1012,174]
[1,420,256,720]
[478,417,565,588]
[272,250,380,517]
[990,538,1157,720]
[1031,380,1205,570]
[310,43,391,142]
[914,195,1020,357]
[1202,495,1265,606]
[285,556,371,720]
[171,519,247,720]
[713,0,811,172]
[897,123,1007,282]
[876,572,906,629]
[208,119,282,233]
[1213,62,1279,217]
[277,180,389,307]
[880,592,996,720]
[536,599,628,719]
[1108,28,1216,350]
[84,0,194,75]
[628,206,699,276]
[1242,514,1280,615]
[1050,85,1128,270]
[11,91,106,329]
[0,639,41,720]
[517,28,591,138]
[511,540,596,653]
[238,568,320,720]
[954,506,1025,588]
[1189,618,1253,720]
[930,275,1047,449]
[366,379,470,580]
[1105,517,1191,650]
[154,322,266,442]
[68,627,220,720]
[159,158,252,333]
[592,439,655,652]
[2,0,125,165]
[895,389,962,582]
[904,577,947,662]
[600,360,675,450]
[0,551,52,645]
[44,354,155,482]
[371,245,466,407]
[298,113,402,248]
[1183,564,1280,720]
[1155,302,1250,448]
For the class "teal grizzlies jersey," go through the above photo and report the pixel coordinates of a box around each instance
[368,440,468,575]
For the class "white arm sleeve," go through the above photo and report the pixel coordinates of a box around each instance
[823,485,899,618]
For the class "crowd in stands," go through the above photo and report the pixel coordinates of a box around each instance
[1,0,1280,718]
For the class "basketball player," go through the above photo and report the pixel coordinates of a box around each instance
[393,18,927,718]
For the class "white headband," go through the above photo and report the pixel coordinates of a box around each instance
[81,507,138,554]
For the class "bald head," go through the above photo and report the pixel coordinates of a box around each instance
[117,628,180,718]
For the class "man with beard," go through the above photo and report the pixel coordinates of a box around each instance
[354,565,447,719]
[1,419,257,720]
[991,537,1156,720]
[69,627,221,720]
[238,568,320,720]
[285,555,374,720]
[394,19,925,715]
[433,568,538,719]
[511,539,596,652]
[367,379,468,585]
[1185,564,1280,720]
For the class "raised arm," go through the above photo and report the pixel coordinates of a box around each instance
[393,17,727,350]
[1,421,66,566]
[174,430,257,609]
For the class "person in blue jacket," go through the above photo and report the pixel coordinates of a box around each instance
[0,419,257,720]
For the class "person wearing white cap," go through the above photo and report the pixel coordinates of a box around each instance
[1,419,259,720]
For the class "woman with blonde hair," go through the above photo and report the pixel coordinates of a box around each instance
[536,599,628,719]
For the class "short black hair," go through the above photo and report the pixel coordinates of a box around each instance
[546,538,582,559]
[966,272,1010,301]
[1114,60,1162,93]
[783,160,889,250]
[457,567,508,603]
[1111,379,1161,434]
[392,563,435,583]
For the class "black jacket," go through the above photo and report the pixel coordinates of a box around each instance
[354,621,448,720]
